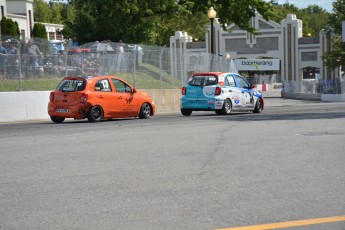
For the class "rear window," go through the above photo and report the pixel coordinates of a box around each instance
[57,79,86,92]
[188,76,218,86]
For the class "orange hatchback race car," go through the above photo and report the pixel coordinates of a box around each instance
[48,75,156,123]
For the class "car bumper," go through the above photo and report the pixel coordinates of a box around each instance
[180,97,223,110]
[48,102,89,119]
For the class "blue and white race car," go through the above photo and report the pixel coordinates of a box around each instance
[180,72,264,116]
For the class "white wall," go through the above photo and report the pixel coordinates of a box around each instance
[0,91,50,122]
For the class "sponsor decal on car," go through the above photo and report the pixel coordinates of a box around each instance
[234,96,240,105]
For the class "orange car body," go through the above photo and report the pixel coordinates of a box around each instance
[48,75,155,123]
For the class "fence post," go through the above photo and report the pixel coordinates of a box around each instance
[159,46,166,89]
[133,49,137,88]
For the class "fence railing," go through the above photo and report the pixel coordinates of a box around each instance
[282,79,345,94]
[0,38,343,94]
[0,39,240,90]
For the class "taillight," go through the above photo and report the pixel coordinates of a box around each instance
[49,92,55,102]
[181,86,186,95]
[215,87,222,96]
[81,93,88,102]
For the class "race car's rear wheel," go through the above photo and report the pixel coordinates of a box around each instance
[253,98,263,113]
[87,106,103,122]
[181,109,192,116]
[50,116,65,123]
[221,99,232,115]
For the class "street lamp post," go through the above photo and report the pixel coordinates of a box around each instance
[226,52,231,72]
[208,7,216,54]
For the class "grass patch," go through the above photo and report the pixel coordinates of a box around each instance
[0,64,181,91]
[0,78,62,92]
[114,72,180,89]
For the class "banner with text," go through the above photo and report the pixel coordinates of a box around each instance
[234,59,280,71]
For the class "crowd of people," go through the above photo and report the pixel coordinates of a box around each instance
[0,39,20,80]
[0,37,145,80]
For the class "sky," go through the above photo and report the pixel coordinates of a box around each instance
[267,0,334,12]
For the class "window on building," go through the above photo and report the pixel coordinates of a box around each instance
[301,52,318,61]
[49,32,55,40]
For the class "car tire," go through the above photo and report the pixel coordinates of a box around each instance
[181,109,192,116]
[139,103,151,119]
[87,106,104,122]
[50,116,65,123]
[221,99,232,115]
[253,98,263,113]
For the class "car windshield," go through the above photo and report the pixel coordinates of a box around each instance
[57,79,86,92]
[188,76,218,86]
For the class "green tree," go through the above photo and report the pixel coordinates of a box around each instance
[50,2,64,24]
[67,0,180,44]
[328,0,345,35]
[0,17,20,40]
[34,0,51,22]
[322,0,345,71]
[32,23,48,39]
[59,3,76,39]
[65,0,275,45]
[151,0,275,45]
[203,0,274,34]
[323,36,345,71]
[302,5,330,37]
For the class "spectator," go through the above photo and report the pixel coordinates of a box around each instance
[24,39,43,78]
[0,40,8,80]
[6,40,19,79]
[72,36,79,47]
[116,40,125,71]
[116,40,124,53]
[50,44,59,65]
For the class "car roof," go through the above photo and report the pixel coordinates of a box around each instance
[192,72,237,77]
[62,75,123,81]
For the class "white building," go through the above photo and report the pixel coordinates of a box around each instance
[0,0,63,41]
[170,13,342,93]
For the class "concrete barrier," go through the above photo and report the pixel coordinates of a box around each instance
[321,94,345,102]
[281,91,321,101]
[254,84,268,91]
[2,89,343,123]
[282,91,345,102]
[0,89,181,123]
[0,91,51,122]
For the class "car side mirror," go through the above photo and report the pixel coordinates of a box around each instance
[132,88,137,94]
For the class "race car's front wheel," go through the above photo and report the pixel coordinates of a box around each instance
[139,103,151,119]
[181,109,192,116]
[253,98,263,113]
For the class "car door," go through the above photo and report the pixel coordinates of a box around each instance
[93,78,117,116]
[233,74,254,108]
[110,78,137,117]
[225,74,243,108]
